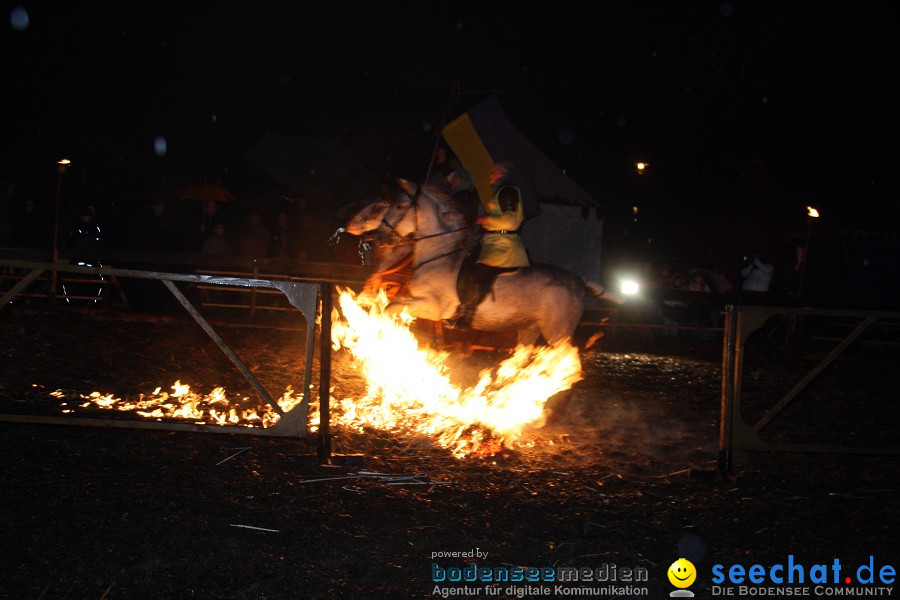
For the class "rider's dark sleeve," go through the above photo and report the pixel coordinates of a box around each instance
[497,186,521,213]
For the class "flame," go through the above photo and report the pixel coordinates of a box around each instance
[64,380,304,428]
[330,288,582,458]
[47,289,581,458]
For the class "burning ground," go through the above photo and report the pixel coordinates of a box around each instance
[0,306,896,598]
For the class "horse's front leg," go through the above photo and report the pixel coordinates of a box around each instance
[387,293,454,322]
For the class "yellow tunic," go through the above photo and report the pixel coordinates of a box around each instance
[478,185,529,268]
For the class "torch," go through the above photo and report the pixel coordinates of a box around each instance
[796,205,820,298]
[50,158,71,301]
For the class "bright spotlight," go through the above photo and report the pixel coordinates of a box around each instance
[620,279,640,296]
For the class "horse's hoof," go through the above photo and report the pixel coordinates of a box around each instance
[442,318,461,330]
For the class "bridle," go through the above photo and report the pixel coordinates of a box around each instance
[376,186,474,269]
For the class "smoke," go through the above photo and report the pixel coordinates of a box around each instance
[529,352,721,472]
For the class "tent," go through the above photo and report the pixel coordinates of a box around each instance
[442,96,604,283]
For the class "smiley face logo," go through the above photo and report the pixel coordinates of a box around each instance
[667,558,696,588]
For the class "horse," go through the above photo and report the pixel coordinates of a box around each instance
[344,199,417,299]
[353,184,613,346]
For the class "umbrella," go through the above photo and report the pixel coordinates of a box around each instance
[173,183,235,204]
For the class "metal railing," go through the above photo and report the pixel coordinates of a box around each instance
[0,252,368,461]
[718,304,900,473]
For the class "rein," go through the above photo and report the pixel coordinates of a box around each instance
[414,246,465,270]
[378,185,474,269]
[375,252,413,276]
[414,224,472,240]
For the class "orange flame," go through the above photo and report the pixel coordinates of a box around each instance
[331,289,582,457]
[52,289,581,457]
[66,380,304,428]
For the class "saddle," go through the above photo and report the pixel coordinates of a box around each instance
[448,245,520,329]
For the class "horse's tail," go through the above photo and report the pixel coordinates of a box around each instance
[580,280,626,351]
[585,280,625,305]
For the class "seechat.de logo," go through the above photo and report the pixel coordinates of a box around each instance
[668,558,696,597]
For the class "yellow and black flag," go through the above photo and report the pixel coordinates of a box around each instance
[441,96,541,219]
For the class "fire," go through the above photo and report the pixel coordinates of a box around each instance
[330,289,583,458]
[63,381,304,428]
[48,289,582,457]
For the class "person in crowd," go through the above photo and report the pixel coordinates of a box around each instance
[65,205,103,251]
[268,210,292,258]
[295,212,330,262]
[61,205,105,303]
[0,181,16,245]
[427,144,478,222]
[198,199,229,250]
[134,199,179,251]
[741,252,774,294]
[12,198,51,248]
[687,270,718,340]
[201,222,232,255]
[237,212,271,258]
[427,144,472,196]
[660,273,689,337]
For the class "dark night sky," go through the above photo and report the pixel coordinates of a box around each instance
[2,1,897,229]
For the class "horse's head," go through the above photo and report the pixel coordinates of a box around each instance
[387,184,467,237]
[381,193,417,238]
[346,199,391,236]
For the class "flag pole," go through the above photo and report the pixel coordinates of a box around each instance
[422,79,462,186]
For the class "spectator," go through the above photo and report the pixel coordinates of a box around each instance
[427,144,473,196]
[741,253,774,293]
[12,198,51,248]
[237,212,271,258]
[202,222,232,255]
[134,200,179,251]
[61,205,105,303]
[427,144,477,222]
[0,182,16,245]
[197,199,229,250]
[660,273,689,337]
[295,213,330,262]
[269,210,292,257]
[687,271,718,340]
[65,205,103,251]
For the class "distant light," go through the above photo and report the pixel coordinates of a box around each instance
[58,158,71,166]
[153,135,167,157]
[807,206,820,218]
[636,162,648,174]
[632,205,639,214]
[620,279,640,296]
[10,5,29,31]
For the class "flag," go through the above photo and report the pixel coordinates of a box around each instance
[442,96,541,219]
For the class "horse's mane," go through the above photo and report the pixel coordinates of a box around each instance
[419,184,469,229]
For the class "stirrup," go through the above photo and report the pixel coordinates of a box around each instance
[444,305,472,329]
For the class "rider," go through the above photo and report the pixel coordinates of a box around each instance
[449,161,529,328]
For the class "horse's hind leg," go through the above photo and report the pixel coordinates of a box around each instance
[517,329,540,347]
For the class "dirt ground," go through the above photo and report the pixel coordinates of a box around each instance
[0,306,896,599]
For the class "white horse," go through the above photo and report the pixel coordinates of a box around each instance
[354,185,612,346]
